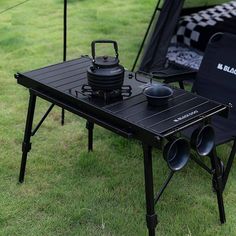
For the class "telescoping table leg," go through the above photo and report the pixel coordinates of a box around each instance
[86,121,94,152]
[143,144,158,236]
[61,109,65,126]
[19,91,37,183]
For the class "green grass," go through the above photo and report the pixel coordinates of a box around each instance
[0,0,235,235]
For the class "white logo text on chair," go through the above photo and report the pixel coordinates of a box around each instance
[217,63,236,75]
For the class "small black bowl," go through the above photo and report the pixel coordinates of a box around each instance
[143,85,173,106]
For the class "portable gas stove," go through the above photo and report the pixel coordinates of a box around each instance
[80,84,132,104]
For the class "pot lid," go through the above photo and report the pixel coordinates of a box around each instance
[88,64,124,77]
[93,55,119,68]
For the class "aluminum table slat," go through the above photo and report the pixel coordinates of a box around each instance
[121,93,195,120]
[134,97,203,126]
[23,57,91,78]
[49,73,87,88]
[35,61,91,82]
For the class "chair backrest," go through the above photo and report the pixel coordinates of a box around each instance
[193,32,236,124]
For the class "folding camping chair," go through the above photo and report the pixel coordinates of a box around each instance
[183,32,236,223]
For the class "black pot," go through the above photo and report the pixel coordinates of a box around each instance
[190,125,215,156]
[163,138,190,171]
[143,84,173,106]
[87,40,125,91]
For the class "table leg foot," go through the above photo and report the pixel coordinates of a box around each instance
[147,214,158,236]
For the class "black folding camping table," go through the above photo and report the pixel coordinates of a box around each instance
[15,56,227,236]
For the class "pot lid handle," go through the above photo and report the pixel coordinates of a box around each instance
[91,40,119,62]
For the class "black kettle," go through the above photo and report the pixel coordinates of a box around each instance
[87,40,125,91]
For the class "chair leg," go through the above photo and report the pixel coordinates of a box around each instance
[86,121,94,152]
[210,148,226,224]
[178,81,185,90]
[212,157,224,192]
[142,144,158,236]
[222,138,236,190]
[19,92,37,183]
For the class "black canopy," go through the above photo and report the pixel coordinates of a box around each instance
[139,0,185,73]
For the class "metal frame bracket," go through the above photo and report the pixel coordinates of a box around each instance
[146,214,158,229]
[22,141,32,153]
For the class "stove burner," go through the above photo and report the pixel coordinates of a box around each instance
[80,84,132,104]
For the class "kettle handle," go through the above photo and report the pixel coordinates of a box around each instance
[91,40,119,61]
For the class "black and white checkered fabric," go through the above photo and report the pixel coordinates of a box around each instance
[171,1,236,51]
[167,45,203,70]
